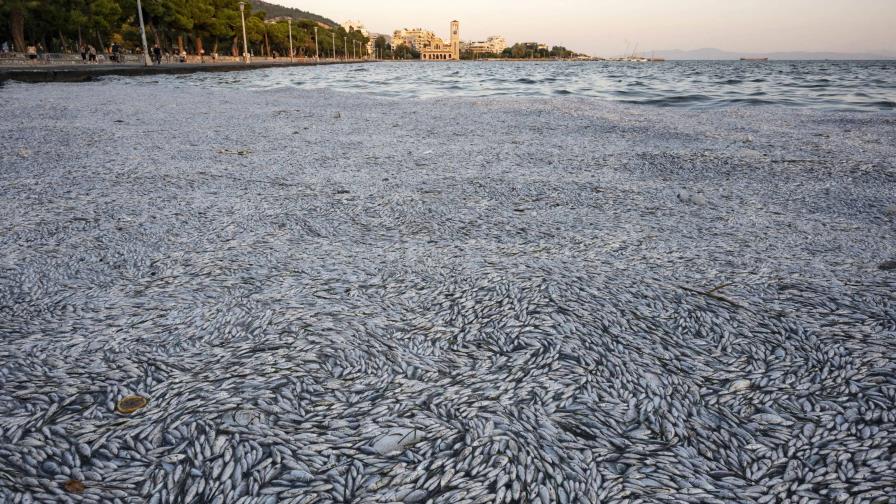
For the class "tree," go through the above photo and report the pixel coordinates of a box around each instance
[2,0,40,51]
[393,43,417,60]
[0,0,371,57]
[244,15,264,55]
[87,0,123,48]
[205,0,240,55]
[184,0,213,54]
[549,45,572,58]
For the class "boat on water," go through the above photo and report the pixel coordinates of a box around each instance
[741,57,769,61]
[608,44,666,62]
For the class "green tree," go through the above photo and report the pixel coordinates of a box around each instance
[1,0,40,51]
[393,43,417,60]
[205,0,240,55]
[185,0,213,54]
[374,34,385,54]
[0,0,371,57]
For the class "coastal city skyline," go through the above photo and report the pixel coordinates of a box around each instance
[279,0,895,57]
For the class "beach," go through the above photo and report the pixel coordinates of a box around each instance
[1,80,895,503]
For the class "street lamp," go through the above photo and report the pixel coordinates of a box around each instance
[135,0,150,66]
[239,2,249,63]
[287,18,294,62]
[314,27,319,61]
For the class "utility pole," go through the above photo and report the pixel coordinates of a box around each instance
[135,0,150,66]
[344,37,347,61]
[332,32,335,60]
[288,18,294,62]
[314,27,319,61]
[239,2,249,63]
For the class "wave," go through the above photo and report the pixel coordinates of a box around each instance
[635,94,713,106]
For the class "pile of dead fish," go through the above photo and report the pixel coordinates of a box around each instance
[1,83,895,504]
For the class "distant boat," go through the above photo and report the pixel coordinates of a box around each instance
[740,57,769,61]
[609,44,665,62]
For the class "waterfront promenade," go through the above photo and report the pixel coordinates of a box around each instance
[0,57,369,83]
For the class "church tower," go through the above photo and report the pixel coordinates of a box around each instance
[450,20,460,60]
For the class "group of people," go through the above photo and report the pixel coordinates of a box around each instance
[79,44,100,63]
[25,43,49,63]
[0,41,226,66]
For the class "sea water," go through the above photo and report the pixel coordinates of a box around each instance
[128,60,895,111]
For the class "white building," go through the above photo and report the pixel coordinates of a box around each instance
[462,35,507,56]
[484,36,507,54]
[392,28,440,52]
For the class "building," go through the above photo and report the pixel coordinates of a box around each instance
[463,35,507,56]
[521,42,550,52]
[392,28,439,52]
[420,21,460,61]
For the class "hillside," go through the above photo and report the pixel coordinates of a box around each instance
[249,0,337,27]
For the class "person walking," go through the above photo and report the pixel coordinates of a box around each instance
[80,44,87,63]
[26,44,37,63]
[88,45,97,63]
[152,45,162,65]
[2,41,9,54]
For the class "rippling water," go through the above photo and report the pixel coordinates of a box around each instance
[131,60,895,110]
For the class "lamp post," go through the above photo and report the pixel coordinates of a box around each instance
[135,0,150,66]
[287,18,294,62]
[331,32,335,60]
[314,27,319,61]
[344,37,347,61]
[238,2,249,63]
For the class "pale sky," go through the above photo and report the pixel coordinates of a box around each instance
[279,0,896,56]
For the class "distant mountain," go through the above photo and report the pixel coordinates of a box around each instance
[647,48,895,60]
[249,0,337,27]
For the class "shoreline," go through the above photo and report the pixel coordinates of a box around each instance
[0,59,370,84]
